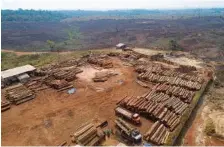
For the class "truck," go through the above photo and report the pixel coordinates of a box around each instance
[115,118,142,144]
[115,106,141,124]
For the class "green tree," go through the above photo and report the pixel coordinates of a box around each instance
[169,39,182,50]
[46,40,55,51]
[64,26,81,41]
[204,118,216,136]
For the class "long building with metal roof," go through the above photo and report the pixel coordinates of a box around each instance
[1,65,36,79]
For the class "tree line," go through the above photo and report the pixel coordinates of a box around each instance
[2,8,224,22]
[1,9,68,22]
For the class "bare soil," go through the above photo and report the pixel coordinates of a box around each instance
[183,87,224,146]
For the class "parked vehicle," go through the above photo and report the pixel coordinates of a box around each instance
[115,106,141,124]
[115,118,142,144]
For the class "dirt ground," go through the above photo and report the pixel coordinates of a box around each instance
[183,87,224,146]
[133,48,204,68]
[1,58,152,146]
[133,48,168,56]
[2,49,223,146]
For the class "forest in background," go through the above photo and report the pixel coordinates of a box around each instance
[2,8,224,22]
[1,8,224,63]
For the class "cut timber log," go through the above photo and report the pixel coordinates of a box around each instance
[77,127,97,143]
[73,123,94,138]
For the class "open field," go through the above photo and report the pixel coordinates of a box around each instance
[2,15,224,63]
[1,48,120,70]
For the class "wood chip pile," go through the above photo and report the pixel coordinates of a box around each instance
[71,123,105,146]
[144,121,169,145]
[1,100,11,112]
[5,84,35,105]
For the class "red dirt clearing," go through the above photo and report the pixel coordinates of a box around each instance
[1,58,151,146]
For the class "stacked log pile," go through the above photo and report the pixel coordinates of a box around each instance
[107,52,120,57]
[87,57,113,68]
[150,54,164,61]
[177,65,197,73]
[138,72,202,90]
[1,100,11,112]
[119,53,140,64]
[71,123,105,146]
[25,77,49,91]
[119,91,183,130]
[135,64,163,74]
[52,68,83,82]
[144,121,170,145]
[47,79,73,91]
[5,84,35,105]
[156,83,195,103]
[32,65,83,91]
[93,70,118,82]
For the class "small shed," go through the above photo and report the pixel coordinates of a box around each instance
[116,43,126,49]
[17,73,30,83]
[1,65,36,86]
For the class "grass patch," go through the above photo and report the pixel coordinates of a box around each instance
[1,52,58,70]
[204,118,216,136]
[1,49,119,70]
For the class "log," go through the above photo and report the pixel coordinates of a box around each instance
[156,126,166,145]
[151,124,164,143]
[82,133,98,145]
[1,105,11,112]
[77,127,97,143]
[144,121,160,139]
[73,123,94,138]
[15,95,35,105]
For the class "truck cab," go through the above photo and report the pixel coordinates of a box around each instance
[115,106,141,125]
[120,129,142,144]
[132,113,140,124]
[130,129,142,143]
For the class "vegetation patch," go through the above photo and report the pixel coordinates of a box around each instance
[204,118,216,136]
[1,49,119,70]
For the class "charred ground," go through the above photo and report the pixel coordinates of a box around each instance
[2,9,224,62]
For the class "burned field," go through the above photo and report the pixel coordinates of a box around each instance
[1,49,212,146]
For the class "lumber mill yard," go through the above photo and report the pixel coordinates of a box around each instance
[1,48,213,146]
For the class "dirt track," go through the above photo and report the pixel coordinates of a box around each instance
[1,58,150,146]
[1,49,49,56]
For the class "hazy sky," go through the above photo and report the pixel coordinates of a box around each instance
[2,0,224,10]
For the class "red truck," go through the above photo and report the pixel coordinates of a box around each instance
[115,106,141,125]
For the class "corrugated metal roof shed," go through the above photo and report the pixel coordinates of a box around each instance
[1,65,36,79]
[17,73,30,82]
[116,43,126,48]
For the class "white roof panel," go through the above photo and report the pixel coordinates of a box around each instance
[1,65,36,79]
[116,43,125,47]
